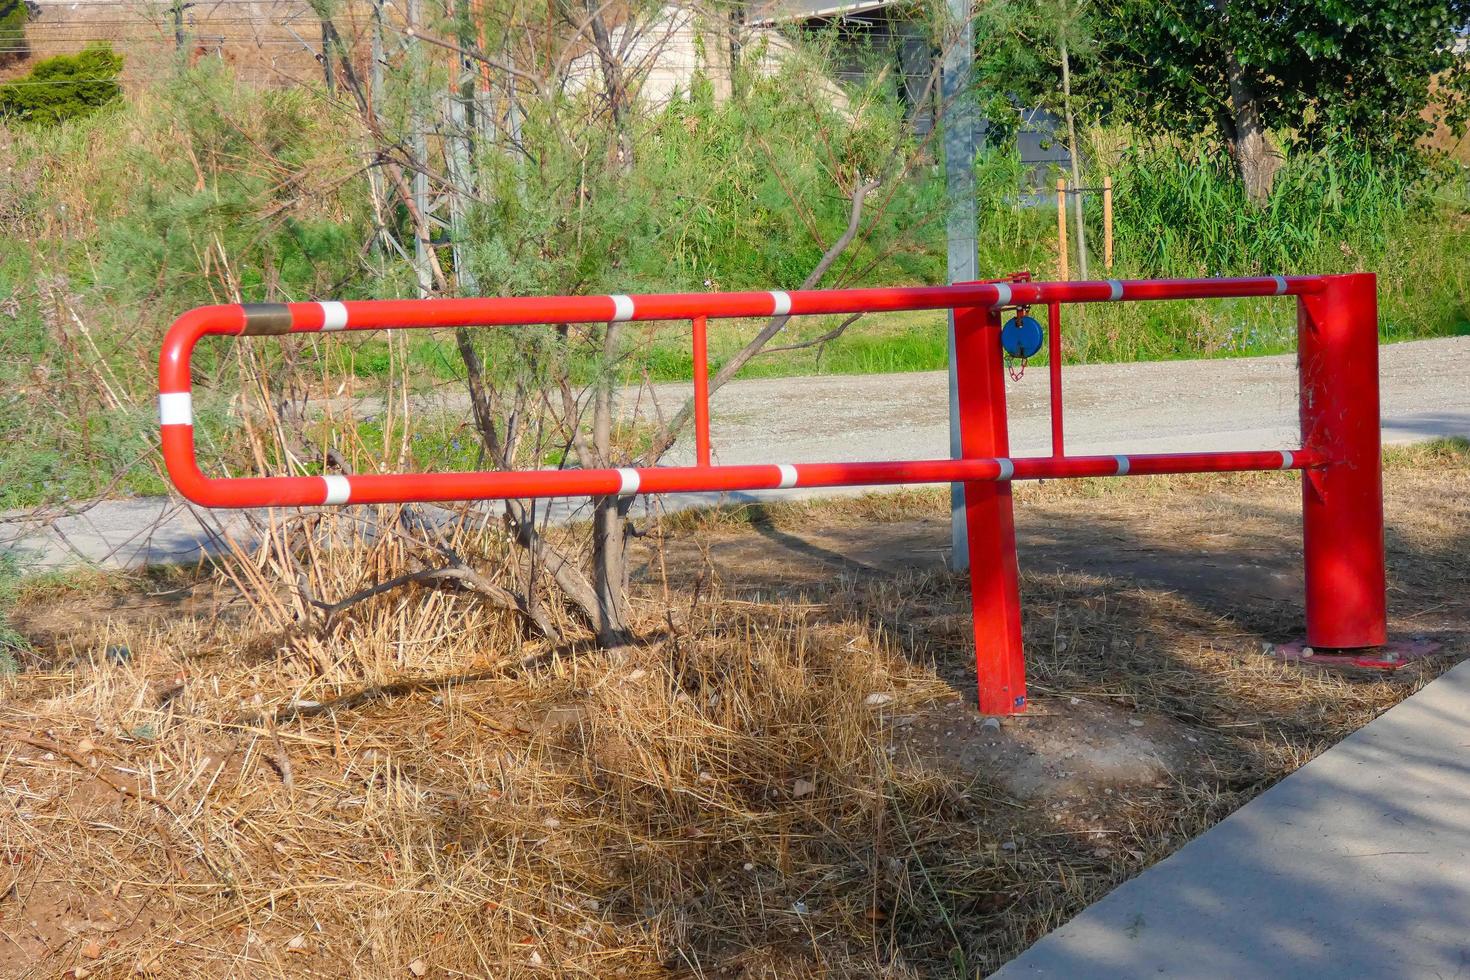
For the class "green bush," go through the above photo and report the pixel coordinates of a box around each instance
[0,61,378,508]
[0,0,27,66]
[0,44,123,126]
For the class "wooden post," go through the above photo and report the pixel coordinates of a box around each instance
[1103,176,1114,271]
[1056,178,1069,280]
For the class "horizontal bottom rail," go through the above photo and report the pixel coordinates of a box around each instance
[158,434,1318,508]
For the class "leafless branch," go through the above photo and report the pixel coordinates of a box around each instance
[758,312,866,355]
[313,562,563,644]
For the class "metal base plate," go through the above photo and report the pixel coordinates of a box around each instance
[1269,638,1442,671]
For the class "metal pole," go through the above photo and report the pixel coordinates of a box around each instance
[1103,176,1114,270]
[171,0,189,52]
[942,0,978,571]
[1056,178,1069,279]
[444,0,479,294]
[320,20,334,92]
[1299,273,1387,648]
[407,0,433,297]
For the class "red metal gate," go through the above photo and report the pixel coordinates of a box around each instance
[159,274,1388,714]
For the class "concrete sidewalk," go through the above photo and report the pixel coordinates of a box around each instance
[993,659,1470,979]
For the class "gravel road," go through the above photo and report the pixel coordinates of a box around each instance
[4,337,1467,570]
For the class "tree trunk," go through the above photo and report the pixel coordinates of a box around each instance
[591,496,632,646]
[584,0,634,170]
[590,320,632,646]
[1213,0,1279,206]
[1060,35,1088,279]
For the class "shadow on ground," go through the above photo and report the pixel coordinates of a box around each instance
[627,464,1469,972]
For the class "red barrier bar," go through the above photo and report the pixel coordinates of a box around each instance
[1298,274,1387,648]
[691,315,711,467]
[157,436,1316,508]
[157,276,1324,363]
[1047,301,1064,457]
[956,303,1027,713]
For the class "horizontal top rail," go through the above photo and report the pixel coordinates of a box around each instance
[161,275,1323,351]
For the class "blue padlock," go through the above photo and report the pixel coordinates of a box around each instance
[1001,314,1044,359]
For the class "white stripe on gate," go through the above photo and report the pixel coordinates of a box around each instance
[995,458,1014,480]
[609,295,635,321]
[769,291,792,316]
[322,474,352,505]
[992,283,1012,307]
[318,301,349,331]
[1106,279,1124,300]
[1280,450,1294,470]
[1114,455,1131,475]
[617,468,640,495]
[1273,275,1289,295]
[158,392,192,426]
[776,464,798,489]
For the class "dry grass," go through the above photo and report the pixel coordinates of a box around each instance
[1,443,1466,978]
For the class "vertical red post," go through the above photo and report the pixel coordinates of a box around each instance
[1299,273,1387,648]
[691,315,711,467]
[954,302,1027,713]
[1047,301,1064,457]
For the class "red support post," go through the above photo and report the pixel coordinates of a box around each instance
[691,315,712,467]
[1298,273,1387,648]
[954,302,1027,714]
[1047,301,1064,457]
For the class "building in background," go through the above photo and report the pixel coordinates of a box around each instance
[746,0,1072,193]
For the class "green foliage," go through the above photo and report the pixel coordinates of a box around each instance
[0,0,27,66]
[0,61,379,508]
[727,136,1468,372]
[973,0,1100,142]
[0,553,28,674]
[460,48,939,298]
[1093,0,1470,160]
[1111,139,1425,276]
[0,44,123,126]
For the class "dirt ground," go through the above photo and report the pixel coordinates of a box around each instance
[648,445,1467,816]
[1,442,1466,978]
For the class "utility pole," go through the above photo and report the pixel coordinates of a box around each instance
[171,0,190,52]
[320,20,334,93]
[444,0,480,293]
[942,0,978,570]
[407,0,433,297]
[366,0,392,256]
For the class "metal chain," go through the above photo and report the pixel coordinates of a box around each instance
[1006,303,1031,381]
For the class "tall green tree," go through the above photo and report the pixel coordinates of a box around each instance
[1095,0,1470,203]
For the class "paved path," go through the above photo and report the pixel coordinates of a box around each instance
[3,337,1468,570]
[993,658,1470,979]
